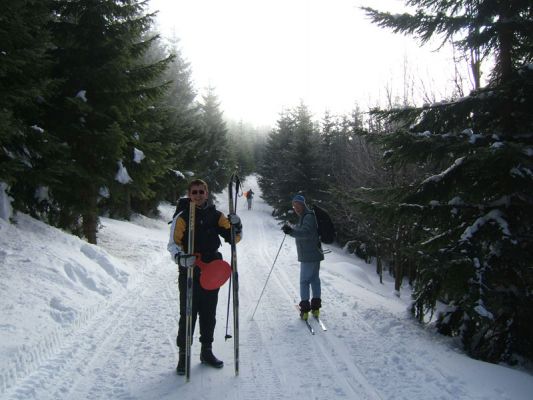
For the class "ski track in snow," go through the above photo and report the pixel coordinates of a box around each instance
[3,218,178,400]
[2,176,531,400]
[256,244,381,399]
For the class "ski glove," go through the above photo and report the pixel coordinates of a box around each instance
[176,253,196,268]
[228,213,242,235]
[228,213,241,226]
[281,224,293,234]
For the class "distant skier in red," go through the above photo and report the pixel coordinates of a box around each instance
[245,188,254,210]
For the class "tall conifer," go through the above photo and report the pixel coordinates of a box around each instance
[364,0,533,362]
[194,87,231,194]
[0,0,60,216]
[46,0,171,242]
[258,110,295,216]
[258,104,324,220]
[151,36,199,205]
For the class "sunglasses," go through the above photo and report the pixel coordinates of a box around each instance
[191,189,205,195]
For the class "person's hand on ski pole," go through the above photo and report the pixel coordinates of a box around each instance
[228,213,242,235]
[281,224,293,235]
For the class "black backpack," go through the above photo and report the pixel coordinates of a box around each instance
[169,197,190,223]
[311,205,336,244]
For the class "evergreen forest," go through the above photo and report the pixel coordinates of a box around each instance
[1,0,259,242]
[258,0,533,365]
[1,0,532,365]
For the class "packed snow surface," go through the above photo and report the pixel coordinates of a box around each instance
[1,176,532,399]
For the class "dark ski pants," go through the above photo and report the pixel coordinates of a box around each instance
[177,269,220,349]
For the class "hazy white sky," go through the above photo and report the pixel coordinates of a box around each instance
[149,0,461,126]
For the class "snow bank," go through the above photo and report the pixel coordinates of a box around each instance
[0,213,136,389]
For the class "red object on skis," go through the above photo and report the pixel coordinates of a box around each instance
[196,258,232,290]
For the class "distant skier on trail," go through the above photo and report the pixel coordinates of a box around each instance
[168,179,242,375]
[245,188,254,210]
[281,195,324,320]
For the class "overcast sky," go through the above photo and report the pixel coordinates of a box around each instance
[149,0,463,127]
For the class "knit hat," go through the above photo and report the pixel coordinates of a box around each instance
[292,194,306,204]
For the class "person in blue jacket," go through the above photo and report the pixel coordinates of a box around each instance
[281,194,324,320]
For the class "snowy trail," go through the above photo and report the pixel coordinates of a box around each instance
[3,216,179,400]
[234,195,381,400]
[2,175,533,400]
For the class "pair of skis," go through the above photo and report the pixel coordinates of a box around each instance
[303,315,328,335]
[183,173,241,381]
[295,305,327,335]
[227,172,240,376]
[184,200,196,381]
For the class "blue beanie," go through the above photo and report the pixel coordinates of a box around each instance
[292,194,306,204]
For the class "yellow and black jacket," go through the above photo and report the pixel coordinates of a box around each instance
[168,202,241,264]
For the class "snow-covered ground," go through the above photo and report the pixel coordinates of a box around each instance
[1,176,532,399]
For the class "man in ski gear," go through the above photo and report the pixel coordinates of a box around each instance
[245,188,254,210]
[281,194,324,320]
[168,179,242,375]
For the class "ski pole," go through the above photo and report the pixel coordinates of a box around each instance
[185,200,196,382]
[233,174,240,376]
[224,172,243,341]
[227,171,241,376]
[251,234,287,320]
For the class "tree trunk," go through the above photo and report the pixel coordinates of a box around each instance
[497,4,514,84]
[394,226,402,292]
[470,47,482,90]
[376,242,383,284]
[408,258,417,286]
[83,210,98,244]
[394,259,403,292]
[82,187,98,244]
[497,2,515,137]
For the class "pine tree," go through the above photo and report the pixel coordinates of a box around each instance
[0,0,61,216]
[145,35,199,208]
[364,0,533,362]
[258,110,295,216]
[104,32,190,218]
[45,0,172,243]
[226,119,262,178]
[258,104,324,220]
[194,87,232,194]
[290,104,324,202]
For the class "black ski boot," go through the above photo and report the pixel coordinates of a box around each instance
[200,345,224,369]
[299,300,311,320]
[176,349,185,375]
[311,298,322,318]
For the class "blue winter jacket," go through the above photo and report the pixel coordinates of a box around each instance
[289,208,324,263]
